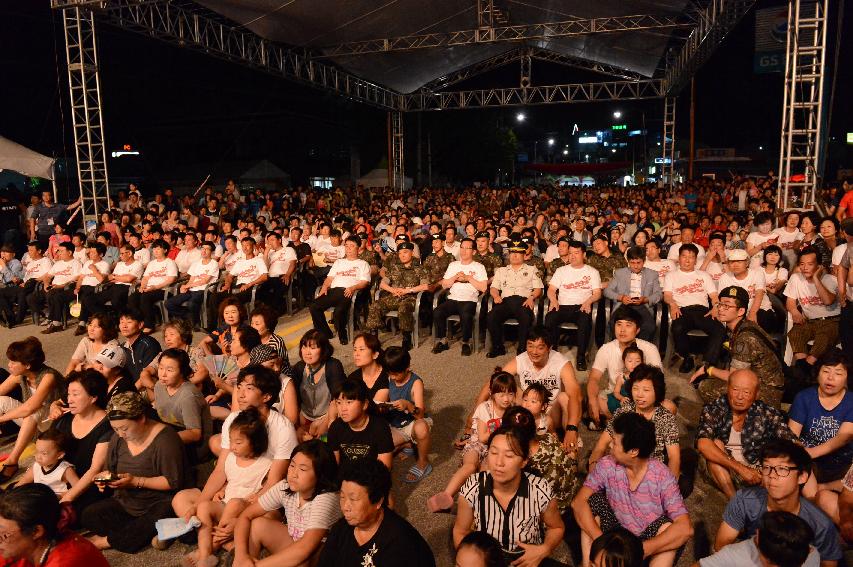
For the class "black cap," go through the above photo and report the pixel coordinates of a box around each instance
[395,234,411,243]
[719,285,750,309]
[475,231,490,239]
[508,240,526,253]
[594,233,609,242]
[397,241,414,251]
[430,233,445,241]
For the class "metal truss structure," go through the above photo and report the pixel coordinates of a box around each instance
[777,0,828,210]
[388,112,405,192]
[63,6,110,224]
[661,97,676,187]
[401,80,664,111]
[317,14,697,58]
[49,0,765,194]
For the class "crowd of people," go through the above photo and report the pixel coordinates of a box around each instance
[0,175,849,567]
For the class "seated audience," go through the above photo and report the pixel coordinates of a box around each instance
[17,428,79,498]
[455,532,508,567]
[327,379,394,469]
[232,440,341,567]
[603,246,662,341]
[127,239,177,333]
[590,528,644,567]
[348,332,390,402]
[118,308,162,382]
[199,296,248,356]
[65,312,119,375]
[153,348,212,461]
[291,329,346,442]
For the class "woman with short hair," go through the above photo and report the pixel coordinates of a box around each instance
[291,329,346,442]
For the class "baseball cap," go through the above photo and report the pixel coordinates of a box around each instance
[395,234,411,243]
[508,239,527,253]
[94,344,127,369]
[430,233,445,241]
[719,285,750,308]
[727,249,749,261]
[397,241,414,251]
[557,236,570,245]
[475,231,490,239]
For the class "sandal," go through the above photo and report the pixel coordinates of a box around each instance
[427,491,453,513]
[403,463,433,484]
[400,446,417,458]
[0,463,18,480]
[453,433,471,450]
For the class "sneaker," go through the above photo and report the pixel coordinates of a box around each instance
[74,325,87,336]
[461,343,472,356]
[38,318,50,326]
[431,341,449,354]
[576,354,587,371]
[678,356,695,374]
[41,324,63,335]
[485,348,506,358]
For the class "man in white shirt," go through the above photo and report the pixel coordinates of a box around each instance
[128,239,178,332]
[308,236,371,345]
[784,247,840,372]
[82,243,143,320]
[67,242,112,336]
[3,240,51,326]
[667,226,706,262]
[127,232,151,267]
[432,238,488,356]
[259,230,297,313]
[718,248,778,334]
[545,240,601,371]
[444,225,462,260]
[210,236,269,326]
[174,231,202,275]
[36,242,81,332]
[166,241,219,325]
[664,243,725,373]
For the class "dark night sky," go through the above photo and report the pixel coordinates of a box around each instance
[2,0,850,190]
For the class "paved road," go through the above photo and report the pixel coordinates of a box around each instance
[1,311,728,567]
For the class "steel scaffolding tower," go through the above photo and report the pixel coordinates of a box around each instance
[661,97,676,187]
[777,0,828,210]
[63,6,110,224]
[388,112,405,192]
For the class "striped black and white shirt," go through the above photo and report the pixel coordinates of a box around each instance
[460,471,554,552]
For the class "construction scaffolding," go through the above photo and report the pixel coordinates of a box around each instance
[777,0,829,210]
[661,97,676,188]
[63,6,110,224]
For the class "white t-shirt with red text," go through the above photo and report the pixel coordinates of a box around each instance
[142,258,178,288]
[549,264,601,306]
[48,259,81,287]
[663,268,715,308]
[230,255,268,286]
[267,246,297,277]
[328,258,371,290]
[23,257,52,282]
[443,260,488,302]
[644,258,676,288]
[784,273,840,319]
[718,269,770,311]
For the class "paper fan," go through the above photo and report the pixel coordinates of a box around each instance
[201,354,239,383]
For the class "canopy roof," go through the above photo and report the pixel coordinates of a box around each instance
[196,0,693,93]
[0,136,55,180]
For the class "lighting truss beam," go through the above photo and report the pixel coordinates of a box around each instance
[318,14,698,57]
[529,49,646,81]
[663,0,756,94]
[50,0,401,110]
[402,80,663,111]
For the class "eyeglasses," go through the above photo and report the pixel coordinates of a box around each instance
[760,464,797,478]
[715,302,739,310]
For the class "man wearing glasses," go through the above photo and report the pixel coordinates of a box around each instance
[713,438,843,567]
[696,369,796,500]
[689,286,786,409]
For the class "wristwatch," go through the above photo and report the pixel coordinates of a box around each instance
[565,424,579,432]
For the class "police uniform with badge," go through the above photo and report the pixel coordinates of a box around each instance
[697,285,786,409]
[486,239,544,357]
[366,239,429,351]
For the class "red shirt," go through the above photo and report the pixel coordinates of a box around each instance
[839,190,853,218]
[2,534,109,567]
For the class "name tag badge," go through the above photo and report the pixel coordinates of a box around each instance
[47,218,55,226]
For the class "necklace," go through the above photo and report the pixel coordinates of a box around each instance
[37,540,53,566]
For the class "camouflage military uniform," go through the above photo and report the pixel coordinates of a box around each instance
[586,252,627,284]
[473,252,503,279]
[698,319,785,409]
[422,252,453,286]
[547,256,569,281]
[366,262,428,332]
[525,254,546,282]
[359,249,381,271]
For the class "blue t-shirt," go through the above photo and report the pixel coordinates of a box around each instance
[722,487,842,561]
[790,387,853,474]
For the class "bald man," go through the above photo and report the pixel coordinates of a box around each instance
[696,370,797,499]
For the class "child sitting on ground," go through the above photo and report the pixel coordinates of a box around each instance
[17,429,79,498]
[382,346,434,484]
[428,369,516,512]
[521,383,556,436]
[185,407,271,567]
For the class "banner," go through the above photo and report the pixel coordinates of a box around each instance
[754,6,788,73]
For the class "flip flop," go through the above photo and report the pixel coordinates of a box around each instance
[0,463,18,480]
[427,491,453,512]
[453,434,471,450]
[403,463,432,484]
[400,446,416,458]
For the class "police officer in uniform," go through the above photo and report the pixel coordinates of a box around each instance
[366,239,429,351]
[690,285,786,409]
[486,239,544,358]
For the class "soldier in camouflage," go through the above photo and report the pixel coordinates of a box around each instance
[357,233,381,277]
[472,231,503,279]
[546,236,571,280]
[380,234,420,279]
[422,233,453,290]
[587,233,627,345]
[520,235,546,282]
[690,285,786,409]
[366,240,429,351]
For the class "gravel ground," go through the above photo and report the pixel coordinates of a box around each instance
[0,313,729,567]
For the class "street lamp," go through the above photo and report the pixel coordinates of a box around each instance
[613,111,622,119]
[516,112,526,122]
[562,149,568,155]
[547,138,555,146]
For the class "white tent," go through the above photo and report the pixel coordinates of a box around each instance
[0,136,56,180]
[356,168,413,190]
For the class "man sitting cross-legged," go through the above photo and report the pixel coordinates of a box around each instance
[572,412,693,567]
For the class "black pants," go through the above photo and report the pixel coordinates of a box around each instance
[258,276,287,313]
[671,304,725,364]
[25,282,48,319]
[608,304,656,342]
[657,303,670,353]
[0,279,38,323]
[83,284,131,318]
[128,289,166,329]
[48,285,95,323]
[488,296,535,354]
[165,290,204,323]
[309,287,352,342]
[81,497,174,553]
[433,299,477,341]
[545,304,592,356]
